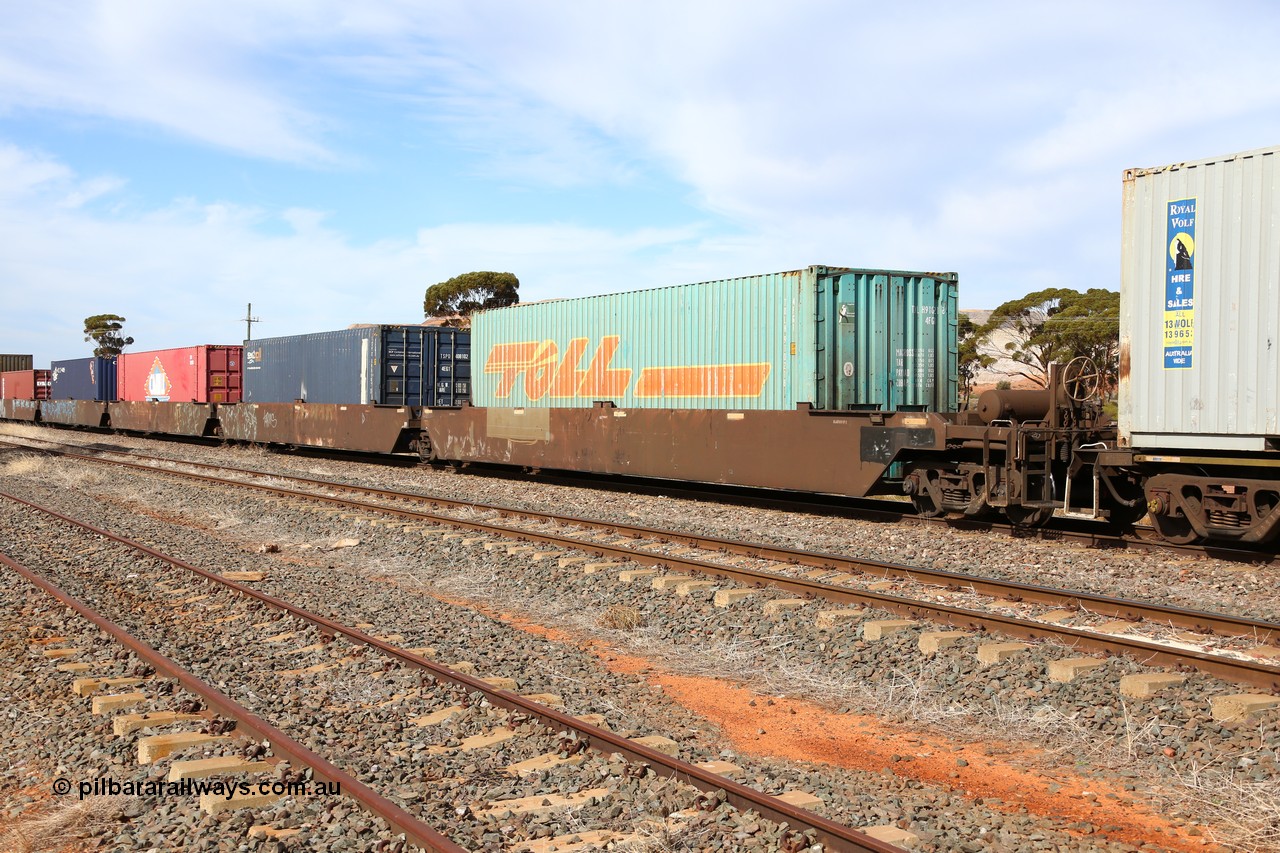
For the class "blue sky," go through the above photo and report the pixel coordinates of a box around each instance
[2,1,1279,366]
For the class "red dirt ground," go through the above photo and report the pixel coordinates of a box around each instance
[463,600,1225,853]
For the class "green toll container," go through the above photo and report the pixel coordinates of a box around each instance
[473,265,958,412]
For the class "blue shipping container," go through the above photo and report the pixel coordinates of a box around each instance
[50,356,117,401]
[242,325,470,406]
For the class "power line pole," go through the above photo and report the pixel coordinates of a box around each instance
[242,303,261,341]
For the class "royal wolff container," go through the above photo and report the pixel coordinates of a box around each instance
[473,266,958,411]
[242,325,470,406]
[0,354,33,373]
[50,356,117,401]
[1119,145,1280,451]
[116,345,242,403]
[0,369,51,400]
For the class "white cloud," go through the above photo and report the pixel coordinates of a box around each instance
[0,143,74,197]
[4,0,1280,362]
[0,142,722,365]
[0,3,334,163]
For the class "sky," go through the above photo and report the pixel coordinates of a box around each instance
[2,1,1279,366]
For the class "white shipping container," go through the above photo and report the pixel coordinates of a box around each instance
[1119,145,1280,451]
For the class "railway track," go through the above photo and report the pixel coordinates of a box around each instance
[2,493,910,852]
[4,551,466,851]
[449,464,1277,566]
[8,423,1277,566]
[5,434,1280,693]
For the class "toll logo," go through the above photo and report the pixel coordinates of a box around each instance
[484,335,771,401]
[145,358,172,401]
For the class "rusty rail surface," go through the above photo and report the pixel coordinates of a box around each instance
[0,551,468,853]
[5,432,1274,637]
[0,492,900,853]
[7,431,1279,569]
[8,437,1279,642]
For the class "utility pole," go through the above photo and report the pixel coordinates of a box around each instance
[242,303,261,341]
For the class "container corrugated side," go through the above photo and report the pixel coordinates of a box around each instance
[244,328,374,404]
[243,326,471,406]
[473,266,957,411]
[1119,146,1280,450]
[117,346,242,403]
[0,354,33,373]
[50,356,117,401]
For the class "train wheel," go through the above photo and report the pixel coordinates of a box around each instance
[1004,505,1054,527]
[1151,513,1199,545]
[905,471,945,518]
[910,492,944,518]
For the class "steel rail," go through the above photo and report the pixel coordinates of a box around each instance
[0,492,899,853]
[9,452,1280,693]
[0,550,468,853]
[10,438,1279,643]
[5,432,1277,567]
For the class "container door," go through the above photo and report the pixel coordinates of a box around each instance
[830,272,954,412]
[429,330,471,406]
[897,277,939,410]
[380,327,426,406]
[452,331,471,404]
[205,347,242,403]
[831,272,890,410]
[835,292,863,408]
[102,357,118,402]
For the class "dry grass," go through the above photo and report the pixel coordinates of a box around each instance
[0,423,50,441]
[599,605,646,630]
[0,796,127,852]
[0,453,46,477]
[1172,765,1280,852]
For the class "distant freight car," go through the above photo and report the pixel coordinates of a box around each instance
[0,354,34,373]
[116,345,242,403]
[242,325,469,406]
[50,356,117,401]
[1120,145,1280,451]
[0,369,52,400]
[473,266,958,412]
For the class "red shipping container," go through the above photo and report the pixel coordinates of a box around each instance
[1,369,52,400]
[116,346,243,403]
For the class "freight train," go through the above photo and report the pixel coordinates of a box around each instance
[3,145,1278,548]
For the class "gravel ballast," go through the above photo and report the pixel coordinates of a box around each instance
[3,428,1276,849]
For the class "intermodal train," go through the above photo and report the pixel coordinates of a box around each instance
[3,145,1278,547]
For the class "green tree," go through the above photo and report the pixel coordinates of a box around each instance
[1044,288,1121,397]
[424,271,520,328]
[977,288,1074,387]
[957,311,994,409]
[977,288,1120,392]
[83,314,134,358]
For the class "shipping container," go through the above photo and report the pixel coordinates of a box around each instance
[115,346,242,403]
[0,369,52,400]
[242,325,470,406]
[50,356,117,401]
[473,266,958,411]
[1119,145,1280,451]
[0,354,33,373]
